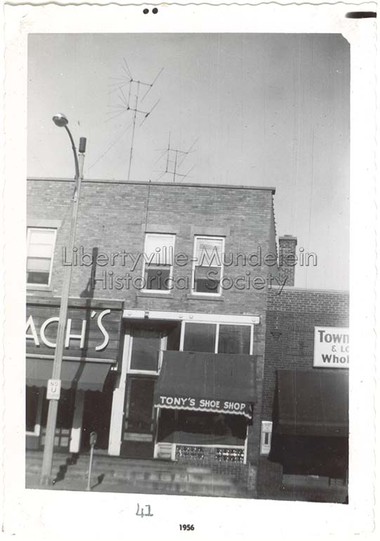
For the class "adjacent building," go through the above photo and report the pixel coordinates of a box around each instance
[258,285,349,503]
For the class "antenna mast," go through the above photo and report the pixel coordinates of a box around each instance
[109,60,163,180]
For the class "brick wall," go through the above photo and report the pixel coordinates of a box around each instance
[257,286,349,498]
[278,235,297,287]
[28,179,274,323]
[27,178,277,485]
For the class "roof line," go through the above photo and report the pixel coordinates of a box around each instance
[27,177,276,193]
[269,286,349,295]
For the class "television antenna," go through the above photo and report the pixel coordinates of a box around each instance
[108,59,163,180]
[155,134,197,183]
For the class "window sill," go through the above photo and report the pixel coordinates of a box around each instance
[27,285,53,294]
[137,290,174,299]
[186,294,224,302]
[127,369,160,376]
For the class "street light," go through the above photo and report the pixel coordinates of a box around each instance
[40,114,87,485]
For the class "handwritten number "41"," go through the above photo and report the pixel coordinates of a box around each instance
[136,504,153,518]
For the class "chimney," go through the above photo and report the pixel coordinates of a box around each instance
[278,235,297,287]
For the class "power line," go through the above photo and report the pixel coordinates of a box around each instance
[87,121,132,172]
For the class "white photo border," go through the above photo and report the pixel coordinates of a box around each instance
[1,3,378,541]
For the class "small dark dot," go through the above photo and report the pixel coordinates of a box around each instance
[143,8,149,14]
[152,7,158,14]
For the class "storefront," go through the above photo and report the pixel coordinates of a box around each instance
[26,296,123,452]
[107,310,260,465]
[26,303,260,464]
[259,316,349,503]
[271,369,348,493]
[153,351,255,463]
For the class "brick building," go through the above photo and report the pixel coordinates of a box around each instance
[26,177,284,495]
[26,177,349,500]
[257,286,349,503]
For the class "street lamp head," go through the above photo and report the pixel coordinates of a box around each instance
[52,113,69,128]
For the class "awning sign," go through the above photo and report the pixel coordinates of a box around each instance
[153,351,256,418]
[156,395,252,417]
[313,327,349,368]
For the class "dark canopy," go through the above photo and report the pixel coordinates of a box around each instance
[154,351,256,418]
[277,369,348,437]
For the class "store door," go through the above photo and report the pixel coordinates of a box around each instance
[120,377,156,458]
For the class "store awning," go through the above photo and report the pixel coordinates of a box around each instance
[26,358,113,391]
[154,351,256,418]
[277,370,349,437]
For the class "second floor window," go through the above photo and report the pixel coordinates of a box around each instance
[26,227,56,286]
[192,236,224,295]
[143,233,175,292]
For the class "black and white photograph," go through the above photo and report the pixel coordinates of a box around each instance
[1,3,378,540]
[25,32,350,502]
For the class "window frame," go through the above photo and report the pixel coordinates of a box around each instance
[180,320,254,355]
[191,235,225,297]
[141,233,176,294]
[26,227,57,288]
[127,328,168,375]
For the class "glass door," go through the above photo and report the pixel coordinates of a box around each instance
[120,326,162,458]
[121,377,157,458]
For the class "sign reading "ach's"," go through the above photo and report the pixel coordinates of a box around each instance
[313,327,349,368]
[26,302,123,361]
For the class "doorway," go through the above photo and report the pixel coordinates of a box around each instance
[120,377,156,458]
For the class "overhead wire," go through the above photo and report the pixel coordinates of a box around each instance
[87,120,133,172]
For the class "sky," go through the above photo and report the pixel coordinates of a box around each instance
[28,33,350,290]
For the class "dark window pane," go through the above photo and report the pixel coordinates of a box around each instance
[26,387,40,431]
[56,389,75,429]
[183,323,216,353]
[40,389,74,430]
[278,435,348,479]
[145,264,171,290]
[166,324,181,351]
[218,325,251,354]
[194,266,221,293]
[27,271,50,285]
[126,378,155,433]
[157,409,247,446]
[130,330,161,371]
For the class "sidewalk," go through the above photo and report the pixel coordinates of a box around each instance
[26,474,163,494]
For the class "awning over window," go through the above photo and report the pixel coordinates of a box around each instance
[26,358,113,391]
[277,370,348,437]
[154,351,256,418]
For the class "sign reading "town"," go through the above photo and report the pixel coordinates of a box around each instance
[313,327,349,368]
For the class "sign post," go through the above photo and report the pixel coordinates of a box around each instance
[86,431,97,491]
